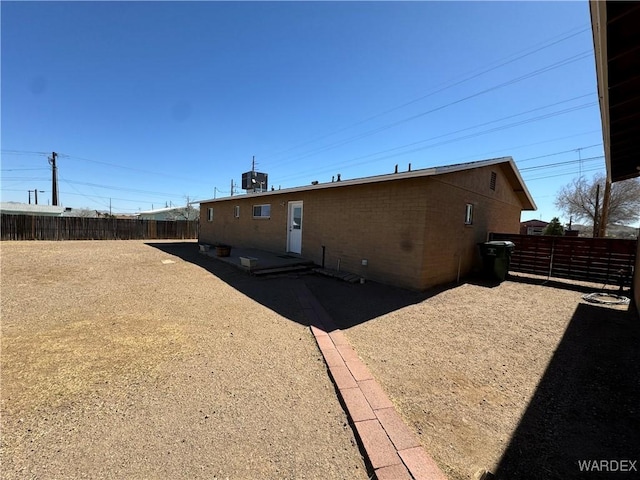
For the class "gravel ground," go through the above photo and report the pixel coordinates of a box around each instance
[3,240,638,480]
[305,273,639,480]
[0,240,368,480]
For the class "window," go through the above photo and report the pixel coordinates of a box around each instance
[464,204,474,225]
[252,204,271,218]
[207,207,214,222]
[490,171,497,191]
[234,205,240,218]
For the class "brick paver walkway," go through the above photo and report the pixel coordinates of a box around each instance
[294,283,447,480]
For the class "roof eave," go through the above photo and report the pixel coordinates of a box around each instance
[198,156,535,210]
[590,0,613,183]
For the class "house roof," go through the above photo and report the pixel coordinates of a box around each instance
[0,202,66,215]
[590,1,640,182]
[521,219,549,226]
[198,157,537,210]
[136,206,191,215]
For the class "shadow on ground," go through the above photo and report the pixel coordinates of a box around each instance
[507,272,632,296]
[145,241,447,330]
[149,242,640,477]
[494,302,640,479]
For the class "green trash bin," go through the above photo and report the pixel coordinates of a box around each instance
[478,241,515,282]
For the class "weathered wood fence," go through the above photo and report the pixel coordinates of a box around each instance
[1,214,199,241]
[490,233,637,287]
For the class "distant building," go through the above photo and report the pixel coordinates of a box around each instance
[0,203,136,218]
[0,202,66,217]
[136,206,199,221]
[520,219,549,235]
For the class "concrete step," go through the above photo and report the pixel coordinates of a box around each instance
[313,268,362,283]
[251,263,315,276]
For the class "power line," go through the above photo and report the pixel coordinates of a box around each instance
[1,188,136,205]
[524,165,603,182]
[59,176,111,209]
[517,144,602,163]
[263,50,594,170]
[259,24,590,160]
[2,177,50,182]
[2,176,189,199]
[519,155,604,171]
[0,150,49,156]
[56,153,214,186]
[441,129,603,165]
[342,97,596,168]
[0,168,50,172]
[2,150,211,186]
[275,100,598,184]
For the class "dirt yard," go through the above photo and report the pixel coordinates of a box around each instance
[305,274,639,480]
[2,240,638,480]
[0,240,367,480]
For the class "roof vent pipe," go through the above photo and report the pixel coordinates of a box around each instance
[394,164,398,174]
[408,163,412,172]
[337,173,341,181]
[332,175,335,182]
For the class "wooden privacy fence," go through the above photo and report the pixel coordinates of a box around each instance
[1,214,199,241]
[490,233,637,287]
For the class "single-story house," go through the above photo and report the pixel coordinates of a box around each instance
[198,157,536,290]
[137,206,199,221]
[520,219,549,235]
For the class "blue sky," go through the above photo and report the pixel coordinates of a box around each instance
[2,1,606,224]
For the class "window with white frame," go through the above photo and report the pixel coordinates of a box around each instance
[207,207,214,222]
[464,204,474,225]
[234,205,240,218]
[252,204,271,219]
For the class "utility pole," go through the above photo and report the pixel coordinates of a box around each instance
[598,179,612,237]
[576,147,583,177]
[48,152,59,205]
[28,190,33,204]
[593,183,600,238]
[35,189,44,205]
[230,179,234,196]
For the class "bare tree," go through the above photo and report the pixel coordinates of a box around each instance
[178,195,199,221]
[555,174,640,234]
[165,206,199,221]
[75,208,97,218]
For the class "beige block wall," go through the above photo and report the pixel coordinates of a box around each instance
[199,196,289,252]
[303,179,430,290]
[199,165,527,291]
[420,164,523,289]
[199,179,432,289]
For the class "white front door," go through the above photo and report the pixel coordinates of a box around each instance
[287,201,303,254]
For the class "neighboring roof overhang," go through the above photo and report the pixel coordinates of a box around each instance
[590,1,640,183]
[0,202,65,215]
[199,156,537,211]
[137,206,190,215]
